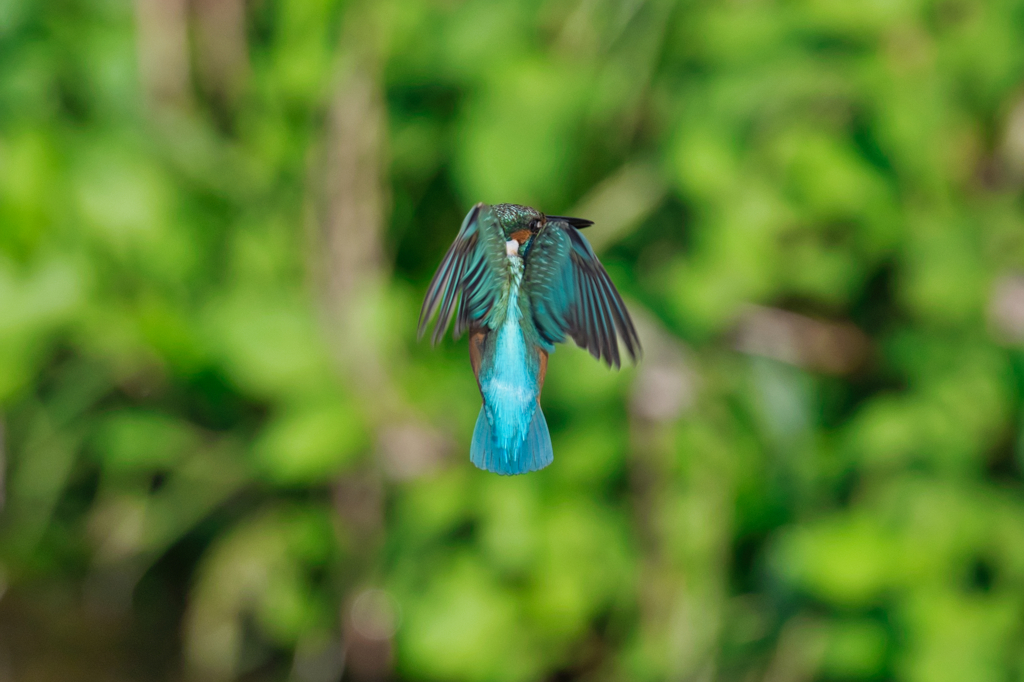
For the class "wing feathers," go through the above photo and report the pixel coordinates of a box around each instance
[422,207,641,366]
[419,204,506,343]
[524,218,641,368]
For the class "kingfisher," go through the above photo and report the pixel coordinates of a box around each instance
[418,203,641,475]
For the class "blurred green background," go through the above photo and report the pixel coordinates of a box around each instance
[2,0,1024,680]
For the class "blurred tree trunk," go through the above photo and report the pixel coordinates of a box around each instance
[313,5,394,680]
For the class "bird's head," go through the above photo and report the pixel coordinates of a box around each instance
[492,203,593,257]
[492,203,543,257]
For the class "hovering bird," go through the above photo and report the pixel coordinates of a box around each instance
[418,203,641,475]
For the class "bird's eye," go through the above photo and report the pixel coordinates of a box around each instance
[529,218,541,230]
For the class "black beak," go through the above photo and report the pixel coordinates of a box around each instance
[547,215,594,229]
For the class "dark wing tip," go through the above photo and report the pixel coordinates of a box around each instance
[624,331,642,365]
[617,306,643,367]
[418,306,443,345]
[547,215,594,229]
[417,298,434,342]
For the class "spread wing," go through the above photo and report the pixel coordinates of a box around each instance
[418,203,508,344]
[524,219,641,368]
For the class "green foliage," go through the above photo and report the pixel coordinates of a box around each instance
[2,0,1024,680]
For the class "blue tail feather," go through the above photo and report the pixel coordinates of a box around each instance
[470,405,553,475]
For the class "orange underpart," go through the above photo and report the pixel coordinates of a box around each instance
[469,331,487,389]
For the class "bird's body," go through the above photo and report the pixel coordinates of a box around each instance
[419,203,640,475]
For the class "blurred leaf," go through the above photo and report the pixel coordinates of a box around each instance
[398,555,539,682]
[92,410,197,473]
[252,397,366,484]
[773,514,903,607]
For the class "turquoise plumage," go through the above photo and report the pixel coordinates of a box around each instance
[418,203,641,475]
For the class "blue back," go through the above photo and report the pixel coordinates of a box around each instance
[470,257,553,474]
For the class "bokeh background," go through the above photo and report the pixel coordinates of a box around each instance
[2,0,1024,681]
